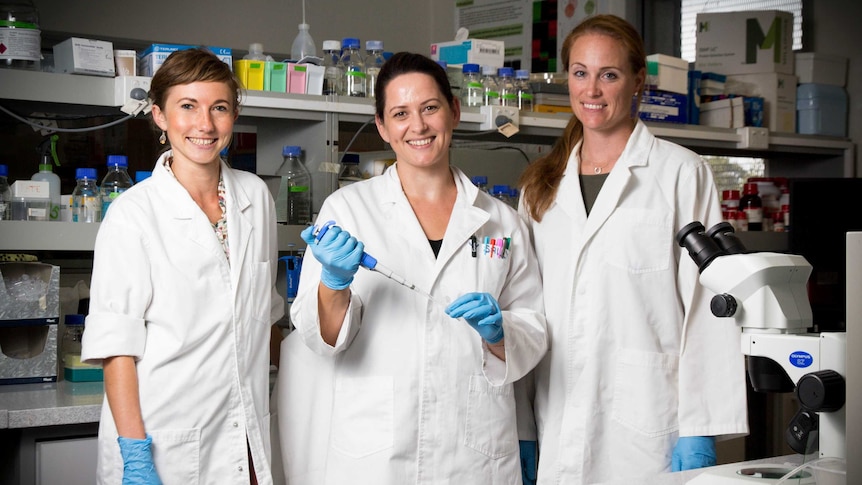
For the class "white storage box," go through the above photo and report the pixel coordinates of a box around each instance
[794,53,847,86]
[796,83,848,137]
[726,72,797,132]
[53,37,115,77]
[699,97,744,129]
[695,10,794,75]
[430,39,505,68]
[646,54,689,94]
[139,44,232,76]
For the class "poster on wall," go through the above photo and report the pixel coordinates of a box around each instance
[455,0,533,71]
[557,0,631,72]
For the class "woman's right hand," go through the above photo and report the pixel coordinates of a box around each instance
[301,223,364,290]
[117,434,162,484]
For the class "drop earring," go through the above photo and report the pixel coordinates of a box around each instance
[630,92,640,118]
[159,131,166,145]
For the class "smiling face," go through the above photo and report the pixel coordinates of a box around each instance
[567,32,644,137]
[152,81,237,169]
[375,72,460,171]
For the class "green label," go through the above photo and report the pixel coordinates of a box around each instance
[0,20,38,29]
[289,186,309,192]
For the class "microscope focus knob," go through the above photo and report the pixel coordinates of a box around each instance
[796,370,846,412]
[710,294,737,317]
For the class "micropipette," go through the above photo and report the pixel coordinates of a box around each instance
[313,221,447,308]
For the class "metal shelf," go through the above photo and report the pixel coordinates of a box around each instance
[0,221,307,252]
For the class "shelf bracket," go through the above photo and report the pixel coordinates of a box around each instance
[737,126,770,150]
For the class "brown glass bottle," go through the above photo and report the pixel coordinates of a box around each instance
[740,183,763,231]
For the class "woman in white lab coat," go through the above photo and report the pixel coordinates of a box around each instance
[82,48,284,485]
[278,52,547,485]
[517,15,749,484]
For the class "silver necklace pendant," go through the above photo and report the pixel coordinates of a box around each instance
[594,166,602,174]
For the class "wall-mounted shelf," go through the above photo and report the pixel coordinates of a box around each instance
[0,69,853,254]
[0,221,306,252]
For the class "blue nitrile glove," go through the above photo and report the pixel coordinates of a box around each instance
[672,436,716,472]
[300,224,364,290]
[445,292,504,343]
[519,440,538,485]
[117,434,162,485]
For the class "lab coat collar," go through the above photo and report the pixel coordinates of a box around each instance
[150,151,253,270]
[556,120,656,237]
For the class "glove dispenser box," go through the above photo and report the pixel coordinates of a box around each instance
[0,263,60,384]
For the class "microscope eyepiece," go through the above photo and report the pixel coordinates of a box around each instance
[676,221,724,273]
[705,221,748,255]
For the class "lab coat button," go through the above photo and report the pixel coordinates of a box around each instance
[238,466,243,472]
[232,422,238,427]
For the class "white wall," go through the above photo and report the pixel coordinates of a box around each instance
[33,0,456,59]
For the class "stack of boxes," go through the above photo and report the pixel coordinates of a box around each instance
[694,10,797,132]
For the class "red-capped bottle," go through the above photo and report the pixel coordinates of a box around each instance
[740,183,763,231]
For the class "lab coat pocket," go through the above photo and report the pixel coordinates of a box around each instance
[331,376,394,458]
[464,375,519,459]
[150,427,201,485]
[611,349,679,437]
[603,208,671,274]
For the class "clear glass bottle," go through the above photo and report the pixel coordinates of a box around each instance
[0,163,11,220]
[100,154,133,218]
[498,67,517,108]
[72,167,101,223]
[515,69,534,112]
[481,65,501,106]
[291,23,317,62]
[340,37,366,97]
[338,154,363,188]
[321,40,343,96]
[0,0,41,71]
[276,145,312,225]
[461,63,483,108]
[364,40,385,99]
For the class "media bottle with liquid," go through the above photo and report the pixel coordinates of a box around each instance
[497,67,517,108]
[72,168,101,223]
[340,37,366,97]
[364,40,385,98]
[100,154,133,218]
[515,69,534,112]
[481,65,501,106]
[460,64,483,107]
[276,145,312,225]
[321,40,343,95]
[739,183,763,231]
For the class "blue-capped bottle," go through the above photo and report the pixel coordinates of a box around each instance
[364,40,385,98]
[515,69,534,112]
[72,168,101,223]
[461,64,483,108]
[498,67,517,108]
[100,154,133,217]
[276,145,312,225]
[340,37,366,97]
[481,65,501,106]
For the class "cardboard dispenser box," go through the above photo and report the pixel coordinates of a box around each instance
[695,10,794,76]
[0,263,60,385]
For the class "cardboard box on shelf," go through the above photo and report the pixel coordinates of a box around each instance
[794,53,847,87]
[639,90,688,124]
[726,72,797,133]
[53,37,115,77]
[699,97,744,129]
[695,10,794,75]
[430,39,505,68]
[139,44,232,77]
[646,54,689,95]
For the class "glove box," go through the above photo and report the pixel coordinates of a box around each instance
[0,262,60,384]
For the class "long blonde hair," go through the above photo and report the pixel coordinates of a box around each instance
[519,14,646,222]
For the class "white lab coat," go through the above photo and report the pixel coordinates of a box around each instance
[82,151,285,485]
[523,121,749,484]
[278,164,547,485]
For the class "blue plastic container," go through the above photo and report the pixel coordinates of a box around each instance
[796,83,848,137]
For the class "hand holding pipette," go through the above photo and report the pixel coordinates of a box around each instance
[300,223,364,290]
